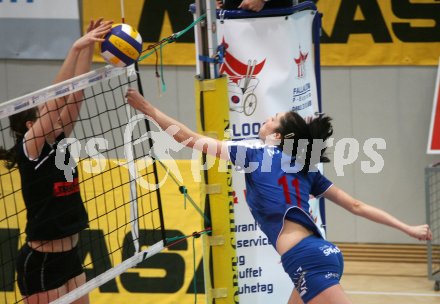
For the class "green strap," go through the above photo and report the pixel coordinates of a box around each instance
[156,160,211,225]
[138,14,206,62]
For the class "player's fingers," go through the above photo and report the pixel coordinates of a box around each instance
[91,38,106,43]
[94,21,112,32]
[86,19,93,32]
[94,27,112,37]
[125,88,133,99]
[96,18,104,27]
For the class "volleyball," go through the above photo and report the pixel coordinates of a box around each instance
[100,23,143,67]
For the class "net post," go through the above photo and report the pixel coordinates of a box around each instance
[194,75,238,304]
[194,0,220,80]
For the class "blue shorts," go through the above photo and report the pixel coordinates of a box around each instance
[281,235,344,303]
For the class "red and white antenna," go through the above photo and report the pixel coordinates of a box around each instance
[120,0,125,23]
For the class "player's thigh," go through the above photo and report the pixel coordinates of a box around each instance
[67,272,89,304]
[287,288,304,304]
[24,284,68,304]
[308,284,352,304]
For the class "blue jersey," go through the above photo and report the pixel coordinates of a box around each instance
[228,140,332,248]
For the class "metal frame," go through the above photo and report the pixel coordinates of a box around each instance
[425,164,440,291]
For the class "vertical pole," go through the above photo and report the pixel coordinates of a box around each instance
[206,0,219,79]
[194,2,238,304]
[195,0,209,79]
[194,0,219,80]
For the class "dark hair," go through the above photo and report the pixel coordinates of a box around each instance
[0,108,38,169]
[276,111,333,173]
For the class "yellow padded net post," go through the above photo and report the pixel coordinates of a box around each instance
[194,75,239,304]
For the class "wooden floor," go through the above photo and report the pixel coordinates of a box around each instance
[334,243,440,304]
[341,261,439,304]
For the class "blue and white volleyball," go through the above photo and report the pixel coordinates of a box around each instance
[100,23,143,67]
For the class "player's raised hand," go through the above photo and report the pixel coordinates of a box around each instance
[73,19,113,50]
[86,18,104,33]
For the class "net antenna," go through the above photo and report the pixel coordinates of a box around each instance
[120,0,140,254]
[120,0,126,24]
[121,0,139,250]
[0,64,167,304]
[125,73,140,254]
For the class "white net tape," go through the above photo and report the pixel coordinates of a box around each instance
[50,241,165,304]
[0,65,136,119]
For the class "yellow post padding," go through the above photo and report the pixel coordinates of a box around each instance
[194,75,239,304]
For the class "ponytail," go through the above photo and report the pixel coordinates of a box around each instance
[0,144,19,170]
[307,115,333,163]
[0,108,38,169]
[276,111,333,173]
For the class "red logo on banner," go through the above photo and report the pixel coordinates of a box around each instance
[219,38,266,84]
[220,38,266,116]
[428,60,440,154]
[294,46,308,78]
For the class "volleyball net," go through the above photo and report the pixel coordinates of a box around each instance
[0,64,168,303]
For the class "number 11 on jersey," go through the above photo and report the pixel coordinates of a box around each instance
[277,175,301,208]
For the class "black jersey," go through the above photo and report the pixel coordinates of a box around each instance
[17,133,88,241]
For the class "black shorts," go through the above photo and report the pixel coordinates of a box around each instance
[16,243,84,296]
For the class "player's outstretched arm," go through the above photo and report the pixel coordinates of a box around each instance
[323,185,432,241]
[125,88,230,160]
[59,19,113,137]
[25,19,113,160]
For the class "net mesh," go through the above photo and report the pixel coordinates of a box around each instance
[0,65,166,303]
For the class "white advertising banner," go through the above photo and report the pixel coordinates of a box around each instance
[0,0,80,59]
[217,8,323,303]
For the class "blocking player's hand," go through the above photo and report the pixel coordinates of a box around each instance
[73,20,113,50]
